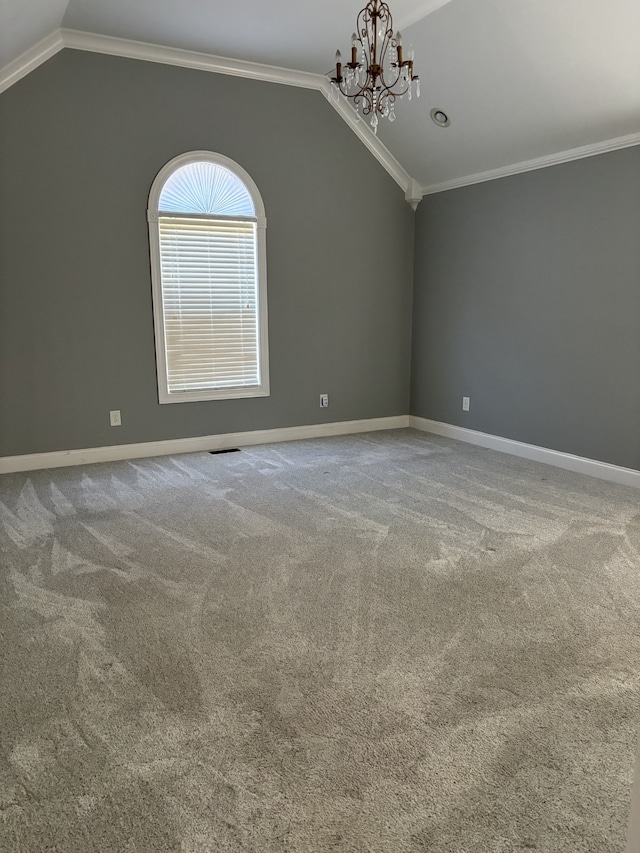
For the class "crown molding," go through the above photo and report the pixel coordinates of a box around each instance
[12,28,635,204]
[0,27,416,203]
[61,30,415,198]
[61,29,325,90]
[2,27,638,205]
[320,85,415,198]
[0,30,64,95]
[404,178,423,211]
[421,130,640,196]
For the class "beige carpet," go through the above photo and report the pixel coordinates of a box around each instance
[1,429,639,852]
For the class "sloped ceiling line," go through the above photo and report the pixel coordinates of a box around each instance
[0,28,417,205]
[396,0,456,31]
[0,30,65,94]
[61,30,416,198]
[2,26,639,200]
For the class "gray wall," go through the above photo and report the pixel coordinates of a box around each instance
[0,50,414,457]
[411,147,640,470]
[3,49,639,471]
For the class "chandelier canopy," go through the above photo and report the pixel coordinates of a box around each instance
[330,0,420,134]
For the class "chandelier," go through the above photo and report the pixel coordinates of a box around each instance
[330,0,420,134]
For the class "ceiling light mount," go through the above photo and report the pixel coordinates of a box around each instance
[330,0,420,134]
[430,108,450,127]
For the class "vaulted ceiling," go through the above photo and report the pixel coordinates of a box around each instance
[2,0,639,194]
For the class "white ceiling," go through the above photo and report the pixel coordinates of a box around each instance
[2,0,639,191]
[376,0,640,188]
[0,0,68,64]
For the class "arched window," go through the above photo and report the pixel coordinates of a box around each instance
[148,151,269,404]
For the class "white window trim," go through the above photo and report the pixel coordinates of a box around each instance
[147,150,269,404]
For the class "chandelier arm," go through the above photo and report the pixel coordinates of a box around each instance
[377,73,410,99]
[353,86,375,116]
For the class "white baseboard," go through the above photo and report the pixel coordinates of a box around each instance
[0,416,410,474]
[410,416,640,489]
[4,415,638,488]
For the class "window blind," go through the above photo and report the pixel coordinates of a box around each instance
[159,215,259,394]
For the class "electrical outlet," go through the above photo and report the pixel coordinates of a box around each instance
[110,410,122,427]
[462,397,470,412]
[320,393,329,408]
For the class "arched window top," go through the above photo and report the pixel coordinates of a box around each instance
[149,151,266,223]
[159,161,255,217]
[148,150,269,405]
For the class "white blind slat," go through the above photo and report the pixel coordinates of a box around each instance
[159,215,260,394]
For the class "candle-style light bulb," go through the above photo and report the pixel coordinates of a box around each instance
[350,32,358,64]
[334,49,342,83]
